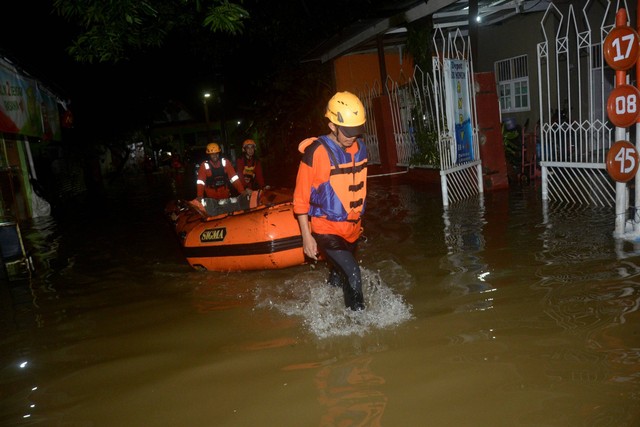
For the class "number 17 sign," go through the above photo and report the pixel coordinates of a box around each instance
[604,25,640,71]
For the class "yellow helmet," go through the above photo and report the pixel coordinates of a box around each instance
[206,143,221,154]
[325,91,366,136]
[242,139,256,149]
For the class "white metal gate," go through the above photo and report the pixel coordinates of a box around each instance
[432,28,483,206]
[384,28,483,206]
[538,1,615,205]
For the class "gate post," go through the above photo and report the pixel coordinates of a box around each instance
[372,95,398,174]
[474,72,509,191]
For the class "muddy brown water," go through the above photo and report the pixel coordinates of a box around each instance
[1,173,639,426]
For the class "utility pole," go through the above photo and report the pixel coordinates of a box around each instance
[203,92,211,139]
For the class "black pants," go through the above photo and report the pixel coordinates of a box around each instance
[313,233,365,311]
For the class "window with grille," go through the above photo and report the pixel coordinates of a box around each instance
[494,55,530,113]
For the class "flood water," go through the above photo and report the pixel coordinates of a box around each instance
[1,172,639,427]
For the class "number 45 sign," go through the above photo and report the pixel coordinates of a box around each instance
[607,140,639,182]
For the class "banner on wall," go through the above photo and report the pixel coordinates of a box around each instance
[0,58,63,141]
[443,58,473,164]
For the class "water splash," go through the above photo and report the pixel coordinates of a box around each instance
[255,267,413,339]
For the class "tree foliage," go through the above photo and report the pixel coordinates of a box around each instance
[53,0,249,63]
[249,61,335,185]
[406,16,433,75]
[49,0,399,182]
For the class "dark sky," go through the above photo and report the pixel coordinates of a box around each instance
[1,4,77,97]
[1,1,416,138]
[1,1,224,130]
[1,2,153,136]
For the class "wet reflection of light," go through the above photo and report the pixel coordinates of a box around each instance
[442,196,494,318]
[477,297,494,311]
[450,328,496,344]
[22,382,38,419]
[18,359,36,419]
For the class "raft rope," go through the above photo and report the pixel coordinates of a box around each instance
[367,168,410,179]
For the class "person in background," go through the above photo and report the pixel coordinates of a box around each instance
[170,152,185,188]
[196,142,250,202]
[236,139,267,190]
[293,91,368,311]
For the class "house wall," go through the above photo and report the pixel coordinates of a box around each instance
[333,50,415,93]
[474,1,622,131]
[475,12,546,133]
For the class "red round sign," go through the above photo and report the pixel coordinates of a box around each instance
[607,84,640,127]
[603,26,640,71]
[606,140,639,182]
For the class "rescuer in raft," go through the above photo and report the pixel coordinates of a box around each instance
[196,142,251,201]
[293,91,368,311]
[236,139,267,191]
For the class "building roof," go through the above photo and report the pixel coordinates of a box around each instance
[304,0,552,63]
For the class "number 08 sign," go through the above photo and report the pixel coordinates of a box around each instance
[607,84,640,127]
[606,140,639,182]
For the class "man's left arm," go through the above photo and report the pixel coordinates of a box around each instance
[227,164,247,195]
[255,161,266,188]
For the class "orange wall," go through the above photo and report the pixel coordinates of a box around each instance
[334,52,414,94]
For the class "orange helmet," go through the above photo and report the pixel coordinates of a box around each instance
[242,139,256,149]
[206,143,221,154]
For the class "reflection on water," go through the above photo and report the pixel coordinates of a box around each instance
[1,175,639,426]
[315,353,386,427]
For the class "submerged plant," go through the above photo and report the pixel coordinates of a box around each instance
[408,106,440,167]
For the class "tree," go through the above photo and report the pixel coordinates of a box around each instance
[53,0,249,63]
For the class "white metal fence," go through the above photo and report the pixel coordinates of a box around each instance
[537,0,639,237]
[537,1,617,205]
[387,76,417,167]
[381,28,482,206]
[432,28,483,206]
[358,83,382,165]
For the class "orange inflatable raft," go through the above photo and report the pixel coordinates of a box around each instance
[165,188,305,271]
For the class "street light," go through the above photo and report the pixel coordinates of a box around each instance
[203,92,211,137]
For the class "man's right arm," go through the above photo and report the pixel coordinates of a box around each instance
[294,147,320,260]
[196,164,206,199]
[296,213,317,260]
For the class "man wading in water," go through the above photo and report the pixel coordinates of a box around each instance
[293,91,368,311]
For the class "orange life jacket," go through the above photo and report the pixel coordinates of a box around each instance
[308,136,367,223]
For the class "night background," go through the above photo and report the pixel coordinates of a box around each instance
[0,0,412,149]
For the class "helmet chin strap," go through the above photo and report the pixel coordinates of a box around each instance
[328,122,339,141]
